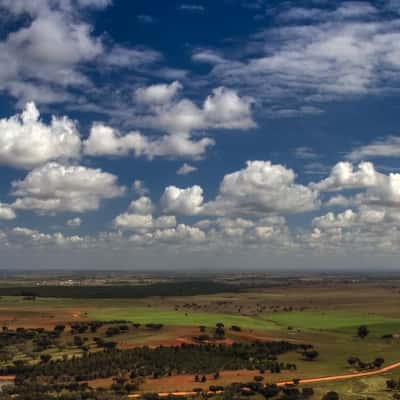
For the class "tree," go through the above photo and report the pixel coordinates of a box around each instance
[215,326,225,340]
[40,354,51,363]
[373,357,384,368]
[302,387,314,398]
[386,379,398,390]
[347,356,359,366]
[357,325,369,339]
[322,391,339,400]
[302,349,319,361]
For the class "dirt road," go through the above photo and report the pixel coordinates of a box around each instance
[128,360,400,398]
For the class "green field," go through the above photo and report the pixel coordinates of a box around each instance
[267,310,400,332]
[90,307,279,331]
[2,281,400,399]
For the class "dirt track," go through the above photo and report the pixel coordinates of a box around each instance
[127,360,400,398]
[2,360,400,397]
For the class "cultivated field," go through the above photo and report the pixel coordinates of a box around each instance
[0,274,399,399]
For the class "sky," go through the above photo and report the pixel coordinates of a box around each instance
[1,0,400,270]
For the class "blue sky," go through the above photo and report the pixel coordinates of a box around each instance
[1,0,400,270]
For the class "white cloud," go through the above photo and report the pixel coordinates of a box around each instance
[11,226,84,247]
[12,162,124,213]
[311,161,380,192]
[312,161,400,209]
[312,209,357,230]
[153,224,206,243]
[206,2,400,112]
[83,85,253,160]
[0,0,159,105]
[177,163,197,175]
[139,85,255,134]
[104,46,161,68]
[191,50,226,65]
[67,217,82,227]
[179,4,205,13]
[76,0,112,9]
[347,136,400,161]
[202,87,255,130]
[114,213,154,230]
[0,102,81,168]
[83,123,214,159]
[205,161,319,216]
[83,124,144,157]
[132,180,149,196]
[114,195,176,231]
[1,0,111,14]
[0,2,103,99]
[135,81,182,104]
[0,204,16,220]
[160,185,204,215]
[128,196,154,215]
[114,213,176,231]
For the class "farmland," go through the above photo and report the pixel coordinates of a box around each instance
[0,273,399,399]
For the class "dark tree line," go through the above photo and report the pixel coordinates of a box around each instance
[4,341,301,382]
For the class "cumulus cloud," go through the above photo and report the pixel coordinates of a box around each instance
[114,196,175,231]
[152,224,206,243]
[177,163,197,175]
[0,204,16,220]
[138,85,255,134]
[83,124,144,157]
[114,213,176,231]
[0,0,159,105]
[160,185,204,215]
[128,196,154,215]
[312,209,357,230]
[347,136,400,160]
[0,102,81,168]
[84,85,254,160]
[67,217,82,227]
[12,162,124,213]
[83,123,214,159]
[205,161,319,216]
[305,203,400,253]
[314,160,400,212]
[10,226,84,247]
[135,81,182,104]
[0,0,103,101]
[312,162,380,192]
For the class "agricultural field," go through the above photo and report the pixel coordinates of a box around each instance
[0,273,399,399]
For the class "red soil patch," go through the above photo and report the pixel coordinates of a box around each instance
[0,307,84,329]
[139,369,292,392]
[118,326,233,349]
[88,377,114,389]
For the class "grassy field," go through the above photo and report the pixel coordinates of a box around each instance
[90,307,279,330]
[310,372,396,399]
[1,281,400,398]
[267,310,400,332]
